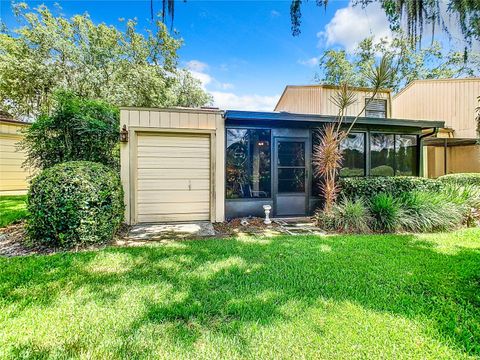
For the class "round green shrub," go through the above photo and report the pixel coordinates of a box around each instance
[27,161,124,248]
[438,173,480,187]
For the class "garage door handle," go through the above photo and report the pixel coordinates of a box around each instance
[188,180,192,191]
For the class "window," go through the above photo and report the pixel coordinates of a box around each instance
[370,133,418,176]
[226,129,271,199]
[365,99,387,118]
[395,135,418,176]
[339,133,365,177]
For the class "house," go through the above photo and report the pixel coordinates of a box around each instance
[392,78,480,177]
[120,99,444,223]
[0,112,31,195]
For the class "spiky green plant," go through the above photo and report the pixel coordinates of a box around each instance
[312,56,394,214]
[369,193,403,233]
[331,197,372,233]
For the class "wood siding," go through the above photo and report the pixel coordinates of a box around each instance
[274,85,391,117]
[0,121,31,195]
[393,78,480,138]
[120,108,225,224]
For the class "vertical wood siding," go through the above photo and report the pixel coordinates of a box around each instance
[393,78,480,138]
[274,86,391,117]
[0,121,31,195]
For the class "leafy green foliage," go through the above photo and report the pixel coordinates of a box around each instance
[316,33,480,92]
[26,161,124,248]
[0,4,211,119]
[369,193,403,232]
[0,195,27,228]
[339,176,442,200]
[438,173,480,187]
[21,92,120,170]
[290,0,480,46]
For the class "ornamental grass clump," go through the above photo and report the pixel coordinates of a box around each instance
[27,161,124,248]
[331,197,372,233]
[399,191,464,232]
[369,193,403,233]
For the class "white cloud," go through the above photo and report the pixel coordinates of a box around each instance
[298,56,320,67]
[270,10,280,18]
[186,60,208,72]
[186,59,278,111]
[210,91,280,111]
[319,1,391,53]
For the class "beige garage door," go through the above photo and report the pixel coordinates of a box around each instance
[136,133,211,222]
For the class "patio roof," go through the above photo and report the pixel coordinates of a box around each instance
[224,110,445,129]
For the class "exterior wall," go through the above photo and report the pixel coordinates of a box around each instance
[120,107,225,224]
[393,78,480,138]
[426,145,480,177]
[0,120,31,195]
[274,85,392,117]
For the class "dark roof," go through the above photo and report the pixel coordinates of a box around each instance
[224,110,445,129]
[0,110,31,125]
[423,138,479,147]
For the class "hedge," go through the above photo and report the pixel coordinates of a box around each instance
[437,173,480,187]
[339,176,443,200]
[27,161,124,248]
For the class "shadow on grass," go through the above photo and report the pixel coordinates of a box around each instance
[1,230,479,358]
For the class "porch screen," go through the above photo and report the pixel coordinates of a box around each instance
[226,129,271,199]
[370,133,418,176]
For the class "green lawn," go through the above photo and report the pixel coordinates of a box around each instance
[1,229,479,359]
[0,195,27,228]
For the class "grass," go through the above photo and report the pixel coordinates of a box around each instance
[0,195,27,228]
[1,229,479,359]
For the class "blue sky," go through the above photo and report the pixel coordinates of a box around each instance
[0,0,470,110]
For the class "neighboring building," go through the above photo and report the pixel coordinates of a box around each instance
[120,107,443,223]
[275,85,392,118]
[0,113,31,195]
[392,78,480,177]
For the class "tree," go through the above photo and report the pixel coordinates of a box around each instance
[0,4,211,119]
[21,91,120,170]
[316,33,480,92]
[313,56,394,213]
[290,0,480,46]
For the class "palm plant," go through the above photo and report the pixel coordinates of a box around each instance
[313,55,394,214]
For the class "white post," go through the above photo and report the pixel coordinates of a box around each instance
[263,205,272,225]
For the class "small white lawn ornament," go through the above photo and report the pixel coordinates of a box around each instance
[263,205,272,225]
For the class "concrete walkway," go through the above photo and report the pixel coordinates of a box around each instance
[128,222,216,241]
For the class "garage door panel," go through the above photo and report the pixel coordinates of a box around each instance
[138,168,210,180]
[137,157,210,169]
[138,202,209,214]
[138,190,209,203]
[137,146,209,158]
[136,133,211,223]
[138,179,210,191]
[138,213,210,223]
[138,135,210,148]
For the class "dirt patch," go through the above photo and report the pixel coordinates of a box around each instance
[0,222,132,258]
[213,217,283,237]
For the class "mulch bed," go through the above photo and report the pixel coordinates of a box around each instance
[0,222,132,258]
[213,217,282,237]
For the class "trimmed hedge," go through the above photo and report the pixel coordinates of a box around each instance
[339,176,443,200]
[438,173,480,187]
[27,161,124,248]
